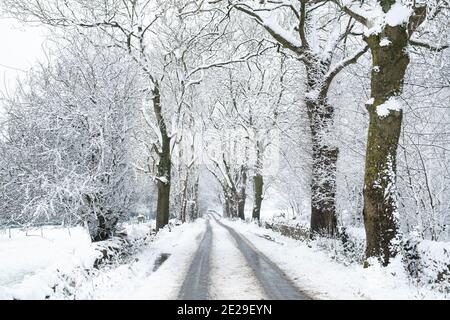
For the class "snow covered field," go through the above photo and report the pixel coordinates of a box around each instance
[0,222,157,299]
[0,226,92,288]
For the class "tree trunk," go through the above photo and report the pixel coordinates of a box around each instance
[309,137,338,237]
[252,173,263,221]
[180,172,189,223]
[153,82,171,232]
[156,177,170,230]
[305,71,338,237]
[223,195,230,218]
[237,196,246,220]
[362,25,410,265]
[228,192,239,218]
[237,165,247,220]
[191,175,200,220]
[252,139,264,221]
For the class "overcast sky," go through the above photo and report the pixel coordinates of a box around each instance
[0,18,47,99]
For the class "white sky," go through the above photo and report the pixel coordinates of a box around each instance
[0,17,47,127]
[0,18,47,98]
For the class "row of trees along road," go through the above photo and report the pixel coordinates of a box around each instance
[0,0,448,266]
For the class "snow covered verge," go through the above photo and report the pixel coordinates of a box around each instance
[0,222,156,299]
[0,221,158,299]
[0,218,205,299]
[73,218,206,299]
[220,219,449,300]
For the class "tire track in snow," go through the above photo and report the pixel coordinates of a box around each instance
[178,217,213,300]
[208,218,267,300]
[213,216,311,300]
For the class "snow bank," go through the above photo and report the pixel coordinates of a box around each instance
[0,226,91,288]
[127,219,205,299]
[0,222,155,300]
[221,220,449,299]
[71,219,206,299]
[412,240,450,289]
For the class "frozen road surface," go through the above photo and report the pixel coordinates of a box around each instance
[178,214,311,300]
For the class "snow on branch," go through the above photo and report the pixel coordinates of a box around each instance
[409,39,449,52]
[324,45,369,84]
[141,106,162,153]
[230,1,303,53]
[330,0,369,26]
[331,1,426,37]
[185,41,274,81]
[376,96,403,117]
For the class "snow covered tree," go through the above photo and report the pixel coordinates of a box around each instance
[333,0,449,265]
[220,0,369,236]
[1,0,258,230]
[0,34,141,240]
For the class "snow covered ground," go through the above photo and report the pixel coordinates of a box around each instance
[86,219,205,299]
[0,226,92,288]
[220,219,449,300]
[0,221,160,299]
[0,219,220,299]
[1,215,447,300]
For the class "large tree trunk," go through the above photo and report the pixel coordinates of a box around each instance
[153,82,171,231]
[156,170,171,231]
[305,65,338,237]
[362,24,410,265]
[309,131,338,237]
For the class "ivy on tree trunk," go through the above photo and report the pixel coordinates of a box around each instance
[306,65,338,237]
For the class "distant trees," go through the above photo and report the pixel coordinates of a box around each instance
[1,0,175,231]
[199,46,290,221]
[226,0,368,236]
[171,114,201,223]
[205,101,250,219]
[398,35,450,242]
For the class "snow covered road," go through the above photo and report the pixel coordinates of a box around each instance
[212,217,310,300]
[2,216,447,300]
[178,218,213,299]
[177,214,310,300]
[1,216,312,300]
